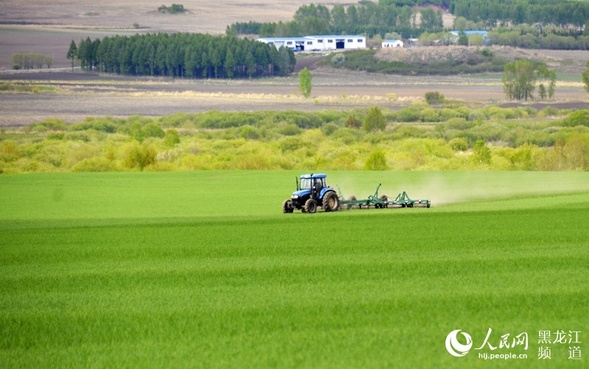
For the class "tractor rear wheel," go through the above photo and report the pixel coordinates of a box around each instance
[282,199,294,213]
[304,198,317,214]
[322,191,339,212]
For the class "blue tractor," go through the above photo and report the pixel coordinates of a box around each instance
[282,173,340,214]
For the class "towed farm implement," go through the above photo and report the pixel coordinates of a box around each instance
[282,173,430,214]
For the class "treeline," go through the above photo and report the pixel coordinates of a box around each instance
[450,0,589,27]
[158,4,185,14]
[74,33,295,78]
[227,1,589,49]
[489,25,589,50]
[227,3,444,39]
[10,53,53,70]
[2,107,589,173]
[329,48,506,75]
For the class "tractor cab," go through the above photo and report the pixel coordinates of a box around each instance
[297,174,326,197]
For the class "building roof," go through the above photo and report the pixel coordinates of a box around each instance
[305,35,365,39]
[258,35,365,42]
[450,30,489,36]
[257,37,307,42]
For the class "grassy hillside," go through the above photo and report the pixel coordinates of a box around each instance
[1,171,588,368]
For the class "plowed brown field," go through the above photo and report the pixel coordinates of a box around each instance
[0,0,587,126]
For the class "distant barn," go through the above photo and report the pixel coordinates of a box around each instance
[257,35,366,52]
[382,39,404,48]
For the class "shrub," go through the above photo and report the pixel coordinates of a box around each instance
[561,110,589,127]
[72,157,117,172]
[321,122,339,136]
[64,132,91,142]
[419,108,439,122]
[240,125,260,140]
[449,137,468,151]
[128,122,144,142]
[472,140,491,165]
[389,125,428,140]
[279,137,305,153]
[330,128,363,145]
[0,140,20,162]
[164,129,180,147]
[363,107,386,132]
[124,143,157,171]
[286,112,322,129]
[395,107,421,122]
[538,107,560,117]
[331,53,346,65]
[345,115,361,129]
[425,91,445,105]
[143,123,165,139]
[72,117,118,133]
[29,118,67,132]
[481,48,493,58]
[364,149,388,170]
[47,133,65,140]
[276,123,301,136]
[444,118,472,130]
[158,112,196,128]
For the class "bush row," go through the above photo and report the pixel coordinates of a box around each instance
[330,49,507,75]
[2,108,588,173]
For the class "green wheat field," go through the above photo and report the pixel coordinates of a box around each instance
[1,171,588,368]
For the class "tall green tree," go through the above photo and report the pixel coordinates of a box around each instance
[298,67,312,98]
[420,8,443,32]
[224,49,236,78]
[363,106,386,132]
[536,64,556,100]
[502,59,537,101]
[67,40,78,71]
[582,61,589,94]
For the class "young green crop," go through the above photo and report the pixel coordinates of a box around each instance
[1,171,588,368]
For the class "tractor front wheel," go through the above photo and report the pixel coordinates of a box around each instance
[304,198,317,214]
[322,191,339,212]
[282,200,294,213]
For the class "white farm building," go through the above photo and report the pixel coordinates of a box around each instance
[257,35,366,52]
[382,39,404,48]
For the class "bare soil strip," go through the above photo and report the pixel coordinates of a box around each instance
[1,68,587,127]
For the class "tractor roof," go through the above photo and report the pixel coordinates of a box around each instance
[300,173,327,179]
